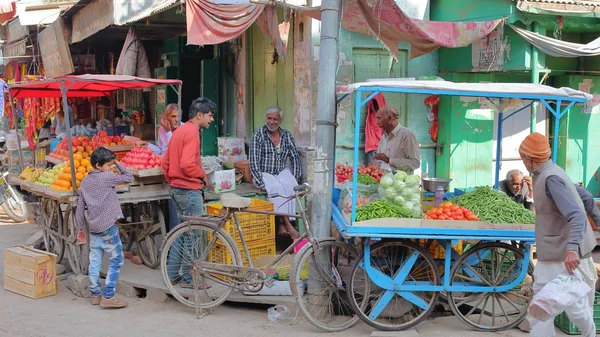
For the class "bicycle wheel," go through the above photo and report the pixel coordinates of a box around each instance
[348,240,440,331]
[290,238,361,332]
[160,221,242,309]
[447,242,534,331]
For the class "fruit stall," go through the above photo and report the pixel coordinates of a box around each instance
[7,75,182,275]
[329,79,590,332]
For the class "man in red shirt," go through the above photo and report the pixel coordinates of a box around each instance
[162,97,215,288]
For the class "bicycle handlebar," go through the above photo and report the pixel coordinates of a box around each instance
[268,183,311,199]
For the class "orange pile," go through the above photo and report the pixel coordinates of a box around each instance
[49,156,93,192]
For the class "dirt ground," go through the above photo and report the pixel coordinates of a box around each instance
[0,219,572,337]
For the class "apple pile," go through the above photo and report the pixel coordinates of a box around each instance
[121,147,162,170]
[91,130,131,149]
[49,135,94,162]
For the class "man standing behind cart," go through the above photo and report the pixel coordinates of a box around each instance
[373,105,420,173]
[162,97,215,288]
[518,132,597,337]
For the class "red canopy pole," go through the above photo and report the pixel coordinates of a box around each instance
[7,90,24,172]
[60,80,78,196]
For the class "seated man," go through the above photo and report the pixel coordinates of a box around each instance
[499,169,534,211]
[250,106,302,239]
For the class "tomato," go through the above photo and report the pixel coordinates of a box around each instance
[450,205,459,211]
[467,214,479,221]
[429,213,438,219]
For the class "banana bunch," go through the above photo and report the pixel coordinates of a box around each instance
[19,165,46,182]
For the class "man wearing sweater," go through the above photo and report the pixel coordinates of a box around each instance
[519,133,597,337]
[162,97,215,288]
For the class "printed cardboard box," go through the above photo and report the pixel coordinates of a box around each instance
[207,169,236,193]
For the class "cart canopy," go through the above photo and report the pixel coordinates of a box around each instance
[9,74,182,99]
[338,79,592,102]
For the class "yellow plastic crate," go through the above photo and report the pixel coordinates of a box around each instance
[410,239,464,259]
[207,199,276,243]
[208,238,276,266]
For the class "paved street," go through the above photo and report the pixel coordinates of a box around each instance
[0,216,573,337]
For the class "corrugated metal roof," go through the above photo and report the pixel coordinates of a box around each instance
[516,0,600,14]
[120,0,180,25]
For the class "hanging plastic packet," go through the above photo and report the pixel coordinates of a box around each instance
[528,267,592,322]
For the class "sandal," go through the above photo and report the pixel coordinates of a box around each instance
[169,275,183,286]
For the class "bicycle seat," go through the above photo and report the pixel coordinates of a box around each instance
[220,193,252,209]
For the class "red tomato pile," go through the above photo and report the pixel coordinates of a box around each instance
[121,147,162,170]
[335,164,353,179]
[357,163,385,182]
[425,202,479,221]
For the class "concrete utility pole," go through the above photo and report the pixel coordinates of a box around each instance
[311,0,341,238]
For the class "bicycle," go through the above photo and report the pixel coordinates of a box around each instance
[160,183,364,332]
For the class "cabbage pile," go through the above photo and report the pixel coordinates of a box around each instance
[378,171,422,218]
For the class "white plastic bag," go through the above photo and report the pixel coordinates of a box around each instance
[267,305,294,323]
[528,268,592,322]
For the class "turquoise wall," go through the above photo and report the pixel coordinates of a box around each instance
[335,31,439,177]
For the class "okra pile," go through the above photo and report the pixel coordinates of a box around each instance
[355,199,419,221]
[450,186,536,224]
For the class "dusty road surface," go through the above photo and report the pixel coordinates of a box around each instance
[0,218,573,337]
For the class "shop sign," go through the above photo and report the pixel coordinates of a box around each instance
[38,19,74,78]
[71,0,114,43]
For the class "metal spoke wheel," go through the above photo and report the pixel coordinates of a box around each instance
[133,202,167,269]
[119,204,136,252]
[40,198,65,263]
[290,238,361,332]
[65,205,89,275]
[160,221,241,310]
[348,240,440,331]
[447,242,534,331]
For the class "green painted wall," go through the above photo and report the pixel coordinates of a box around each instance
[436,72,530,189]
[335,31,439,176]
[553,75,600,196]
[249,23,294,134]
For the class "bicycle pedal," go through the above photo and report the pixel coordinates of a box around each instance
[265,277,275,288]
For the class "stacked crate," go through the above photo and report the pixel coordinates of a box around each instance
[207,199,276,266]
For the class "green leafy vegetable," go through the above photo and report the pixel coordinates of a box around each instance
[357,174,378,185]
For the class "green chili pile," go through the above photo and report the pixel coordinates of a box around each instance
[450,186,536,224]
[357,174,378,185]
[355,199,418,221]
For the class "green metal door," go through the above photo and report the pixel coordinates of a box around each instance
[250,23,294,133]
[201,59,219,156]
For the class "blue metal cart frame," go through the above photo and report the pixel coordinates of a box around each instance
[333,80,591,332]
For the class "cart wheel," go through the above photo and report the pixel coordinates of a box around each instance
[447,242,533,332]
[347,240,440,331]
[40,198,65,263]
[136,202,167,269]
[65,206,89,275]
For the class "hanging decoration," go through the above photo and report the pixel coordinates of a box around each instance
[425,95,439,143]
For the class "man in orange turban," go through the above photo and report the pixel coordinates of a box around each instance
[519,133,597,337]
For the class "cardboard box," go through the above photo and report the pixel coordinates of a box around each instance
[4,245,57,299]
[207,169,236,193]
[217,137,245,161]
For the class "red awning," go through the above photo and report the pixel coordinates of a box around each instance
[0,1,16,24]
[9,74,182,99]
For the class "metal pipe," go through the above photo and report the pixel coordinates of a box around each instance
[552,100,562,163]
[530,22,540,133]
[310,0,341,238]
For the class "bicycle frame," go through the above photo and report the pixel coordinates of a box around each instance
[223,190,318,273]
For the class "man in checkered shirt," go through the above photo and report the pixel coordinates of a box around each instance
[75,147,133,308]
[249,106,302,239]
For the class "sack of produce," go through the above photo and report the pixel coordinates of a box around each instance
[338,175,379,214]
[378,171,423,218]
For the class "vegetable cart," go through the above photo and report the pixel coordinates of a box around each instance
[333,79,591,331]
[8,75,182,274]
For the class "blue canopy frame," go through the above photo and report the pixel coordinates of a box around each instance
[336,81,590,224]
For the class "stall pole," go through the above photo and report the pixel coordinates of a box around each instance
[310,0,341,238]
[7,91,25,172]
[60,81,78,195]
[529,22,540,134]
[494,112,503,190]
